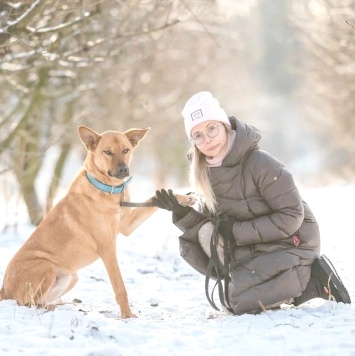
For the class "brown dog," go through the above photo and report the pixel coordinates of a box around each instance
[0,126,195,318]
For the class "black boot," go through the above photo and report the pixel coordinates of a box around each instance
[294,254,351,306]
[293,276,326,306]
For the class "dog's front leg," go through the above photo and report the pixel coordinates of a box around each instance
[100,249,136,319]
[119,204,158,236]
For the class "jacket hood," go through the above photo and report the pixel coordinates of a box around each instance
[222,118,261,167]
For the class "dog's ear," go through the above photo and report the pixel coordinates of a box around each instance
[78,126,101,151]
[125,127,150,148]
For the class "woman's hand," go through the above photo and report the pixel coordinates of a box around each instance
[152,189,191,219]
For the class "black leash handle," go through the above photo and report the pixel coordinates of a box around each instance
[205,218,234,313]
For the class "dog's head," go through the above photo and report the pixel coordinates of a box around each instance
[78,126,150,182]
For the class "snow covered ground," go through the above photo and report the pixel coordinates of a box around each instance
[0,184,354,355]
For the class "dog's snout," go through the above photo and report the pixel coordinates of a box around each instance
[118,163,129,177]
[108,163,129,179]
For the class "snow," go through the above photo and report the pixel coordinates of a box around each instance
[0,184,355,355]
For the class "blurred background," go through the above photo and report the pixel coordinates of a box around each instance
[0,0,354,228]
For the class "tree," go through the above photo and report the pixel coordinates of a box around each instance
[290,0,355,180]
[1,0,262,226]
[0,0,211,224]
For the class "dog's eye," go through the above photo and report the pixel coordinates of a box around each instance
[103,150,113,156]
[122,148,129,154]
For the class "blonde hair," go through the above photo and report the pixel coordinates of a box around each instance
[189,124,232,215]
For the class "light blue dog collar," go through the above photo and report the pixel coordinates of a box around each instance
[86,172,132,194]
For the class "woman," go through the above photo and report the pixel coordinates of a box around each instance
[152,91,351,315]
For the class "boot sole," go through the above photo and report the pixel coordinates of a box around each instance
[312,254,351,304]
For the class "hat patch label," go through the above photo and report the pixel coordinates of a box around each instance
[191,109,203,121]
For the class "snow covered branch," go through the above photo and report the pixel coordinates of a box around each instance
[26,12,93,34]
[5,0,45,32]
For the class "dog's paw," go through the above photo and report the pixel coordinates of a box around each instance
[45,304,57,312]
[120,309,137,319]
[175,194,197,207]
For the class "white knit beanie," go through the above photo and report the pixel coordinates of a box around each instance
[182,91,231,138]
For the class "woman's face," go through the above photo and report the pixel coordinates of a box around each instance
[191,120,228,158]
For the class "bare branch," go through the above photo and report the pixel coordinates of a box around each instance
[0,26,50,61]
[0,94,27,130]
[26,12,93,34]
[345,21,355,30]
[4,0,46,32]
[0,70,47,155]
[182,1,221,48]
[0,166,14,175]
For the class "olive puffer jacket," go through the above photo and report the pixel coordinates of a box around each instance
[173,118,320,314]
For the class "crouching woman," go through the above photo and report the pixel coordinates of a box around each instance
[153,91,351,315]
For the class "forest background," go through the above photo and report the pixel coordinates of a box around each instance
[0,0,354,227]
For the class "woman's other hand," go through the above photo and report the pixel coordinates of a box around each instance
[152,189,191,219]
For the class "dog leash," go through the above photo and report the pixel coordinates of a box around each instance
[205,217,234,314]
[120,201,156,207]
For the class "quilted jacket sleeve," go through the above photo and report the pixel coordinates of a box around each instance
[172,208,216,278]
[173,207,206,233]
[232,150,304,246]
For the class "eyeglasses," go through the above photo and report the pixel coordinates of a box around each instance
[190,124,221,145]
